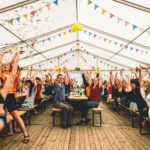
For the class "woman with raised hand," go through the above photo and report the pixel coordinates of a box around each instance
[78,70,102,125]
[24,80,36,106]
[0,51,29,143]
[0,77,9,132]
[140,80,150,118]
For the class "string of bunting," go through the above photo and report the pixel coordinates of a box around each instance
[32,47,76,68]
[3,29,72,53]
[80,46,120,70]
[4,0,59,26]
[83,29,149,55]
[29,29,72,48]
[86,0,150,36]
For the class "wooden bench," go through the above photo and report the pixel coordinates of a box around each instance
[107,98,114,110]
[139,116,150,135]
[19,105,38,125]
[118,102,140,127]
[52,108,61,126]
[7,110,27,124]
[39,98,49,112]
[91,108,103,127]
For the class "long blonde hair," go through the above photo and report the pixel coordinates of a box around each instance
[143,80,150,95]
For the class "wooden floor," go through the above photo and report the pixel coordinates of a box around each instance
[0,102,150,150]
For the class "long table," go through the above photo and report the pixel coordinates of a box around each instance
[68,95,88,101]
[16,93,26,98]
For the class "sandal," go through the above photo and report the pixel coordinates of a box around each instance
[7,132,13,136]
[23,134,30,144]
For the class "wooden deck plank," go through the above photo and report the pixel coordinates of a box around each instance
[0,102,150,150]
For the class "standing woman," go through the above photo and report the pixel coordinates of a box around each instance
[0,77,8,132]
[0,51,29,143]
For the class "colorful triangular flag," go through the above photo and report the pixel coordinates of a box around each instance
[114,42,118,45]
[101,9,106,15]
[120,44,123,47]
[125,45,128,49]
[53,0,58,5]
[16,17,20,23]
[48,37,51,42]
[89,32,92,36]
[88,0,92,5]
[8,19,13,25]
[63,32,67,36]
[108,40,112,44]
[109,13,114,19]
[94,34,97,38]
[31,42,35,48]
[94,4,99,10]
[132,24,137,30]
[23,13,28,20]
[117,17,122,23]
[84,30,87,34]
[38,8,42,13]
[104,38,107,42]
[30,10,36,17]
[130,47,133,51]
[124,21,129,26]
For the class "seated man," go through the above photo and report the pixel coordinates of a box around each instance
[50,68,73,128]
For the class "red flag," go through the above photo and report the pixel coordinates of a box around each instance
[31,42,35,48]
[31,11,35,17]
[110,13,114,19]
[47,3,51,10]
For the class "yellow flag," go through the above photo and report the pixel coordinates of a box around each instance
[23,13,28,20]
[101,9,106,14]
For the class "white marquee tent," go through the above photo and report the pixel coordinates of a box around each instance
[0,0,150,71]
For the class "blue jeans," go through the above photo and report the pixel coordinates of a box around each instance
[87,101,99,109]
[79,101,99,118]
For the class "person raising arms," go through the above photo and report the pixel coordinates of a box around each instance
[0,51,29,143]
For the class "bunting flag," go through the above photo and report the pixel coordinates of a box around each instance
[88,0,92,5]
[124,21,129,27]
[94,4,99,10]
[8,19,13,25]
[23,13,28,20]
[53,0,58,5]
[117,18,122,23]
[101,9,106,15]
[16,17,20,23]
[31,42,35,48]
[79,47,120,70]
[132,24,137,30]
[30,10,36,17]
[83,29,149,55]
[109,13,114,19]
[5,0,61,26]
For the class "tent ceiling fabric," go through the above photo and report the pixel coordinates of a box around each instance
[0,0,149,70]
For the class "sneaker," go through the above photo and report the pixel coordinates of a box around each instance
[77,120,87,126]
[86,118,91,123]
